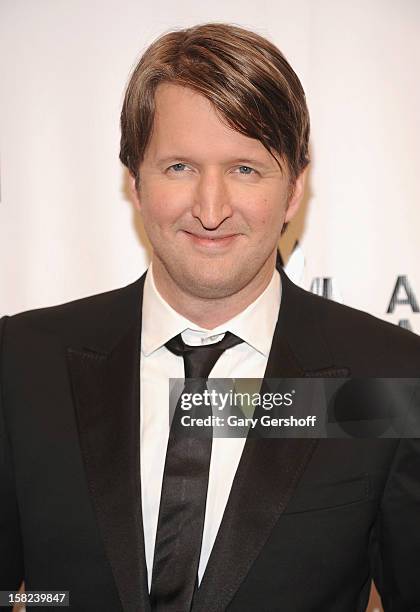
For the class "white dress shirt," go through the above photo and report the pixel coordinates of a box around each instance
[140,264,281,590]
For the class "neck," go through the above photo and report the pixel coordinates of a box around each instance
[151,254,277,329]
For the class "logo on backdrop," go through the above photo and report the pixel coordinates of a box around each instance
[278,245,419,333]
[386,275,419,331]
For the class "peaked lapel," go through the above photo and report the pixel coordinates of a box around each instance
[66,274,151,612]
[192,269,348,612]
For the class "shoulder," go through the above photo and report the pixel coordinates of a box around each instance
[285,275,420,376]
[0,275,145,351]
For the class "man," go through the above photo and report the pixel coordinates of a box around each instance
[1,22,419,612]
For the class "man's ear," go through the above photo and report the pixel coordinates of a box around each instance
[129,173,142,212]
[284,166,308,223]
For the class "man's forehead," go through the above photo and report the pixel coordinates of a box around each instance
[148,83,278,167]
[154,82,211,113]
[152,83,247,142]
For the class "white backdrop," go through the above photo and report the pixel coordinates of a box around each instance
[1,2,419,610]
[1,0,419,337]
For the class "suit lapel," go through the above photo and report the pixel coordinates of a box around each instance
[192,269,346,612]
[66,275,151,612]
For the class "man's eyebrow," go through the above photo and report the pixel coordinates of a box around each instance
[224,157,275,169]
[155,155,194,165]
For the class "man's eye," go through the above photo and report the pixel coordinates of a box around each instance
[237,166,255,175]
[169,163,187,172]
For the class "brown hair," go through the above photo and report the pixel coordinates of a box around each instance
[120,23,310,186]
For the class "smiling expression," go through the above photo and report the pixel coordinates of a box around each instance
[132,83,305,303]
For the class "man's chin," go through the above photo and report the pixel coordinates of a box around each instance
[176,270,251,300]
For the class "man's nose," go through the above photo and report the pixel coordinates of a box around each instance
[191,170,233,229]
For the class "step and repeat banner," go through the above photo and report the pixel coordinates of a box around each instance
[1,2,419,611]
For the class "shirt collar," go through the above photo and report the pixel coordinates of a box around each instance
[141,262,281,357]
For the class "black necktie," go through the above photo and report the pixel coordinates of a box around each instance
[150,331,244,612]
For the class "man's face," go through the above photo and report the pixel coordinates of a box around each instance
[132,83,305,301]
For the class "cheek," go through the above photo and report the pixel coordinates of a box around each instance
[141,185,189,226]
[242,197,286,230]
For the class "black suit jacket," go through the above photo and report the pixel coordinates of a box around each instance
[1,268,420,611]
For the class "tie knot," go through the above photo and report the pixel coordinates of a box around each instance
[165,331,244,379]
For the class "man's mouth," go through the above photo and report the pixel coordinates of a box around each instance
[182,231,240,248]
